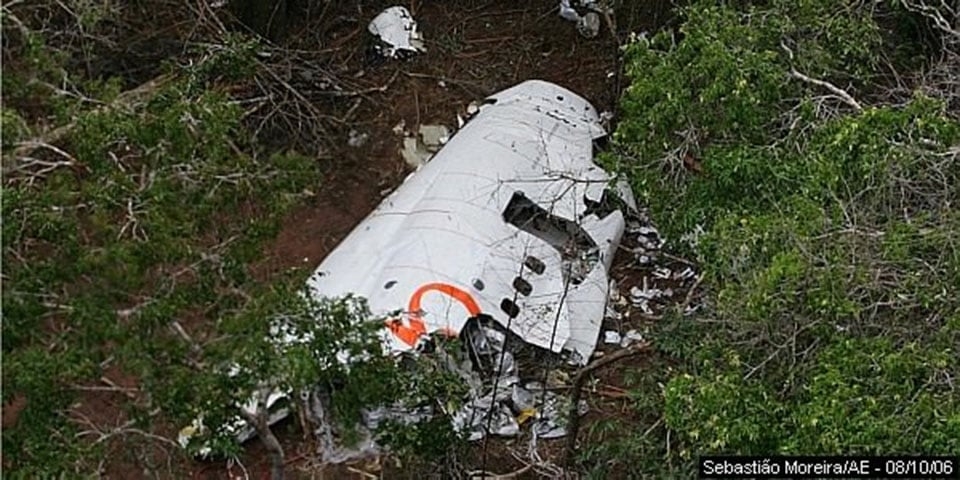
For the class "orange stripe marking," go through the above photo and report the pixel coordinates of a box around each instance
[385,282,481,347]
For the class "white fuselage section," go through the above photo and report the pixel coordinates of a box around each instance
[306,80,633,364]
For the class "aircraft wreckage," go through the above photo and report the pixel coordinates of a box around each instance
[181,79,638,459]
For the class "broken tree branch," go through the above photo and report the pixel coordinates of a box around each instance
[563,341,652,466]
[238,389,285,480]
[6,74,175,163]
[789,68,863,112]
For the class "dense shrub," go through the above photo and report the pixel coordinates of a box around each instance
[583,0,960,476]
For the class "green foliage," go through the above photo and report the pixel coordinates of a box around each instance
[784,336,959,454]
[1,29,326,475]
[616,0,885,246]
[665,369,782,455]
[1,108,30,148]
[168,290,470,465]
[598,0,960,476]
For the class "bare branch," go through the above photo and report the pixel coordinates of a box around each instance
[790,68,863,112]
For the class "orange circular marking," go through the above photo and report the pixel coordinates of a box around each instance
[385,282,481,347]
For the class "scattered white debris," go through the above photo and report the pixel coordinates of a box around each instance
[400,136,430,168]
[674,267,696,281]
[399,124,452,168]
[637,301,653,315]
[347,129,369,148]
[680,223,706,249]
[619,329,644,348]
[608,279,620,302]
[604,330,622,344]
[637,235,659,251]
[392,119,406,135]
[466,101,480,116]
[559,0,611,38]
[559,0,580,22]
[418,124,450,149]
[368,6,425,59]
[577,12,601,38]
[653,267,671,279]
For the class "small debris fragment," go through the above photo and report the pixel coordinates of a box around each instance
[559,0,580,22]
[546,370,570,388]
[400,136,430,168]
[466,102,480,116]
[577,12,601,38]
[619,329,644,348]
[418,125,450,151]
[392,119,406,135]
[637,235,659,251]
[559,0,611,38]
[368,6,425,59]
[608,279,620,302]
[653,267,671,279]
[348,129,369,148]
[603,330,621,344]
[399,124,452,168]
[674,267,696,281]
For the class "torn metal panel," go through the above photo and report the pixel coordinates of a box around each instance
[306,80,634,364]
[368,6,425,58]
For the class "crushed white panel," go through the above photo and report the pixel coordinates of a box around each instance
[368,6,425,58]
[307,80,633,364]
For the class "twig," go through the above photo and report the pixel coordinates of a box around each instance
[346,466,379,479]
[659,252,697,267]
[789,68,863,112]
[316,70,399,97]
[679,274,705,313]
